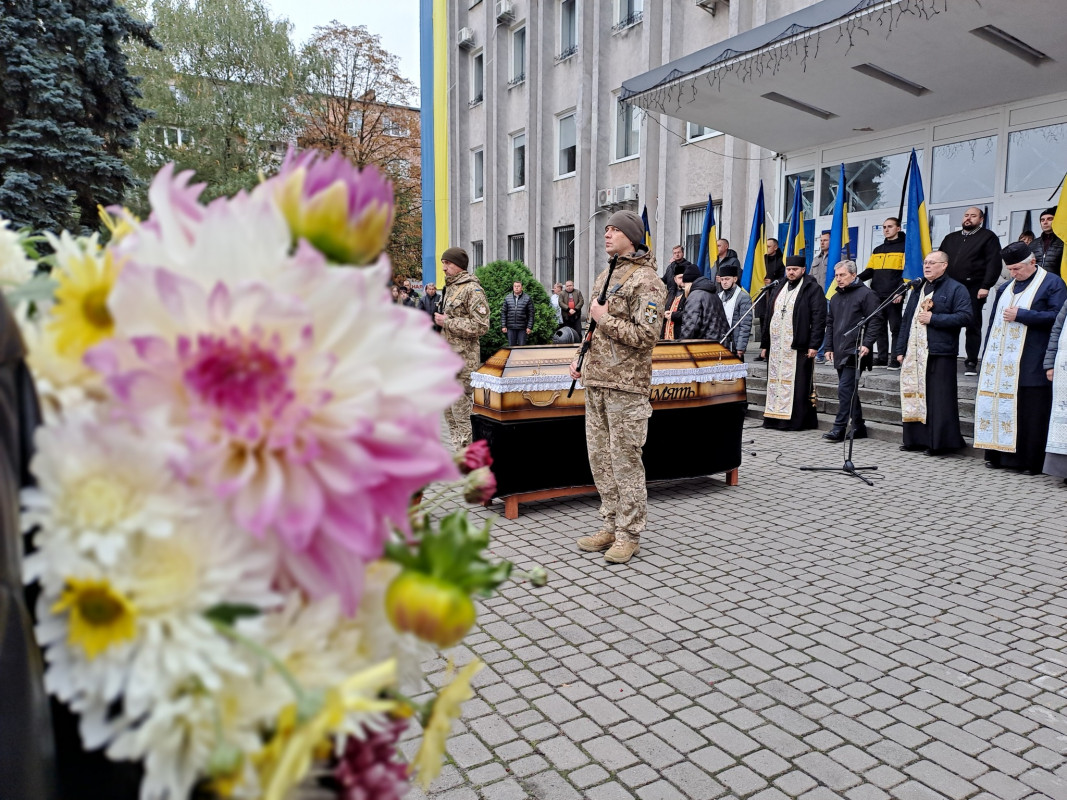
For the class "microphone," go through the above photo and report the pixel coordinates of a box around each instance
[905,278,924,289]
[769,279,781,286]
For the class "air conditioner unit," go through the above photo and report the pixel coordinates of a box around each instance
[596,188,614,208]
[614,183,638,204]
[495,0,515,24]
[457,27,476,49]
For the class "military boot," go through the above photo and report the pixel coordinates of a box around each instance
[576,530,615,552]
[604,540,640,564]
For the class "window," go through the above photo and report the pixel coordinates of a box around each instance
[554,226,575,283]
[511,132,526,190]
[931,136,996,204]
[559,0,577,59]
[785,170,816,220]
[1006,123,1067,193]
[347,110,363,135]
[472,149,484,200]
[471,241,484,268]
[615,98,640,160]
[681,204,721,264]
[381,116,407,137]
[615,0,642,29]
[471,51,484,105]
[558,114,576,176]
[819,151,914,214]
[511,26,526,85]
[686,122,720,141]
[508,234,525,263]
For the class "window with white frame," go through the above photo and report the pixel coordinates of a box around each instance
[511,26,526,84]
[471,51,484,105]
[616,0,642,28]
[472,149,484,200]
[558,113,576,177]
[1006,122,1067,193]
[508,234,525,263]
[686,122,720,141]
[615,97,640,160]
[471,240,484,268]
[559,0,577,58]
[511,132,526,190]
[930,137,996,205]
[681,204,720,265]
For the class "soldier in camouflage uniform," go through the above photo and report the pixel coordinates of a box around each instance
[435,247,491,451]
[569,211,666,564]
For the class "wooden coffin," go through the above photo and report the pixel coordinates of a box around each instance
[470,341,747,499]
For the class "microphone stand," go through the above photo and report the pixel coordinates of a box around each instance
[719,281,778,354]
[799,279,916,485]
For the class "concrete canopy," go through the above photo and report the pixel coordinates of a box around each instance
[621,0,1067,152]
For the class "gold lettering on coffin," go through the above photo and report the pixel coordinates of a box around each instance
[649,385,696,402]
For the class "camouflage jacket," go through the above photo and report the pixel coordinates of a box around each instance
[581,250,666,395]
[441,271,491,373]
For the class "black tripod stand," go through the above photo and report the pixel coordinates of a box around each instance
[799,282,912,485]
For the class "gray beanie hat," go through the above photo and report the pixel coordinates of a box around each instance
[606,210,647,251]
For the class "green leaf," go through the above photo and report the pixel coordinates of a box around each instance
[204,603,261,626]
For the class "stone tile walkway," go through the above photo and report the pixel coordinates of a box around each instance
[405,425,1067,800]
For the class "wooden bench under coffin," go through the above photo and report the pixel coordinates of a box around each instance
[470,341,747,518]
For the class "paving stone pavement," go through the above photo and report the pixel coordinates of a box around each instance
[403,425,1067,800]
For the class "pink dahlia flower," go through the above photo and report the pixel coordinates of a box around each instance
[88,168,464,612]
[333,718,410,800]
[269,148,395,265]
[454,440,493,475]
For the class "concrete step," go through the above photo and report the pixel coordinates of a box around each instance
[745,404,980,459]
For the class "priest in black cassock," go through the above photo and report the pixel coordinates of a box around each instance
[975,242,1067,474]
[894,250,972,455]
[760,256,826,430]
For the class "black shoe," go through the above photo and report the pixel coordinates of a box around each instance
[754,355,766,362]
[887,363,901,371]
[873,360,888,368]
[851,426,868,440]
[985,461,999,469]
[822,430,845,442]
[899,444,922,452]
[964,361,978,376]
[1022,469,1038,476]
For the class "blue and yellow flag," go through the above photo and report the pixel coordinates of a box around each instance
[825,164,850,299]
[641,205,653,251]
[695,195,716,278]
[741,182,766,298]
[903,149,931,283]
[785,177,806,258]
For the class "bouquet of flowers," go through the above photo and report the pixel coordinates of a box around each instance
[7,150,532,799]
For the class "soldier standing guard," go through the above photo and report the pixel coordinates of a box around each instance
[568,210,666,565]
[434,247,490,451]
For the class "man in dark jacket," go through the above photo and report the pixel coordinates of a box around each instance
[976,242,1067,473]
[679,262,728,340]
[501,280,534,346]
[661,261,687,340]
[858,217,906,368]
[712,238,741,288]
[894,250,973,454]
[937,206,1002,375]
[760,256,826,430]
[420,283,440,318]
[822,260,883,441]
[661,244,695,287]
[1030,207,1063,280]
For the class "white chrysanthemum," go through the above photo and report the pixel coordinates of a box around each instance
[18,306,103,421]
[0,218,35,288]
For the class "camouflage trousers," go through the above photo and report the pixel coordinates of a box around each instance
[445,367,474,452]
[585,386,651,544]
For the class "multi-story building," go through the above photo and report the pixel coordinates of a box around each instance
[447,0,1067,294]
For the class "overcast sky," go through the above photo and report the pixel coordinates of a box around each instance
[265,0,422,87]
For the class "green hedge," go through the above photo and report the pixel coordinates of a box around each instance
[474,261,558,362]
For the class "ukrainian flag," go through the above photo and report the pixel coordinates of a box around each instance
[641,205,653,252]
[695,195,716,279]
[825,164,850,299]
[785,177,806,258]
[741,182,766,298]
[903,149,931,283]
[1052,174,1067,280]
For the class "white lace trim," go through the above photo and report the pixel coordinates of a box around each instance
[470,363,747,393]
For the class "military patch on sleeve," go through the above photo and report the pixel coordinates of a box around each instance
[643,302,658,324]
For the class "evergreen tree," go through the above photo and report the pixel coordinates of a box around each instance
[0,0,155,233]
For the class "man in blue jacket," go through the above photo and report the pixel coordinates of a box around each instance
[976,241,1067,474]
[894,250,973,455]
[501,280,534,346]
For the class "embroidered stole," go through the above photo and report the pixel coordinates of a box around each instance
[664,294,683,339]
[720,289,740,348]
[900,287,932,423]
[974,270,1047,452]
[1047,319,1067,455]
[764,285,801,420]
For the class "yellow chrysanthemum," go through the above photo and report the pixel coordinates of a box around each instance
[53,577,138,660]
[48,245,120,358]
[98,204,140,244]
[259,659,399,800]
[411,659,484,789]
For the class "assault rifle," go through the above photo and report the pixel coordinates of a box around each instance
[567,255,618,398]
